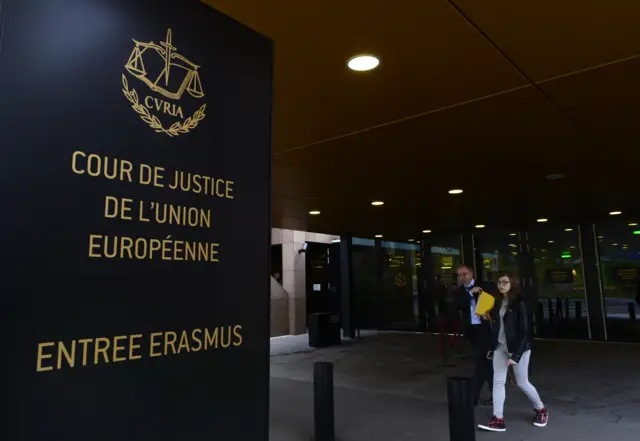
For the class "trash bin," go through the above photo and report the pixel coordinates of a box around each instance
[308,312,341,347]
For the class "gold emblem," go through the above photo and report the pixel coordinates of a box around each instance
[122,29,206,137]
[394,273,407,288]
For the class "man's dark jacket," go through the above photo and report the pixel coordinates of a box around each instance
[455,281,497,336]
[488,294,532,363]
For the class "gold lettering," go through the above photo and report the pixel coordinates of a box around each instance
[225,180,234,199]
[94,338,111,364]
[205,328,218,349]
[144,96,154,109]
[191,329,203,352]
[88,234,102,258]
[78,339,92,366]
[178,331,191,354]
[220,326,231,348]
[36,342,55,372]
[57,341,76,369]
[129,334,143,360]
[112,335,127,363]
[233,325,243,347]
[210,242,220,262]
[164,331,178,355]
[149,332,163,357]
[71,151,86,175]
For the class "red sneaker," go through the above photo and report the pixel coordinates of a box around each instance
[533,408,548,427]
[478,416,506,432]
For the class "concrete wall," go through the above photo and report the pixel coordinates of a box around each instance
[270,228,339,336]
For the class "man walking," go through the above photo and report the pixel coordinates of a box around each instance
[456,264,494,406]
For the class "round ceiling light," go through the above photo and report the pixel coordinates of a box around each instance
[371,201,384,206]
[309,210,321,215]
[347,54,379,71]
[448,189,463,195]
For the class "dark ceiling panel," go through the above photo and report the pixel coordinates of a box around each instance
[454,0,640,81]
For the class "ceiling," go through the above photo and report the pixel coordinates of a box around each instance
[204,0,640,239]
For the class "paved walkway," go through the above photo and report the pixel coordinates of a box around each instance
[269,332,640,440]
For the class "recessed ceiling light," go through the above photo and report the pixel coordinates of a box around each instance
[375,234,383,238]
[309,210,321,215]
[347,55,379,71]
[408,239,414,242]
[548,240,554,243]
[448,189,463,195]
[509,233,517,236]
[629,223,638,226]
[609,211,622,216]
[537,218,548,223]
[565,228,573,232]
[422,229,432,234]
[371,200,384,206]
[612,243,619,246]
[475,224,485,229]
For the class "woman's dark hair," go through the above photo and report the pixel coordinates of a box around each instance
[498,271,521,301]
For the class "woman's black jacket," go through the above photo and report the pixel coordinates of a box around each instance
[489,294,532,363]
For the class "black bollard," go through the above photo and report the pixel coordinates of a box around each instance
[313,362,335,441]
[447,377,475,441]
[628,302,637,322]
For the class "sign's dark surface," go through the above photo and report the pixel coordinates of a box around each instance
[0,1,272,439]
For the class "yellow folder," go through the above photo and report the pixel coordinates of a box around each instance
[475,291,496,316]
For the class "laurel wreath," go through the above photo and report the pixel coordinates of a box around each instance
[121,74,206,137]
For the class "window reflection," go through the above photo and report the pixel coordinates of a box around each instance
[529,226,588,339]
[596,220,640,342]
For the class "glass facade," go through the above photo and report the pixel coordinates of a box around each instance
[345,220,640,342]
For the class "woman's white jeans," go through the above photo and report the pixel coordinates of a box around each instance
[492,344,544,418]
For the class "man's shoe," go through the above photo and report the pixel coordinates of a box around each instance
[533,408,548,427]
[478,416,506,432]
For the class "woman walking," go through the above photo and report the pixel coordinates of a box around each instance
[478,272,548,432]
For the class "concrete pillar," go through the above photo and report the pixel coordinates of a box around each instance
[282,230,307,335]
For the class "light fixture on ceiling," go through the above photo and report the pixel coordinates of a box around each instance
[422,229,432,234]
[565,228,573,232]
[629,223,638,226]
[537,218,548,223]
[612,243,619,246]
[347,54,379,71]
[448,189,463,195]
[475,224,485,229]
[509,233,517,236]
[609,211,622,216]
[375,234,383,238]
[309,210,321,215]
[408,239,414,242]
[548,240,554,243]
[371,200,384,206]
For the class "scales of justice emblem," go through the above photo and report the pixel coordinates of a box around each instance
[122,28,206,137]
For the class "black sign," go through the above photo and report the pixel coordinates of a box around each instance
[0,1,272,440]
[546,269,574,284]
[612,267,639,283]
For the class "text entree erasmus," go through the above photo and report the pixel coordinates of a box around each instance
[36,325,243,372]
